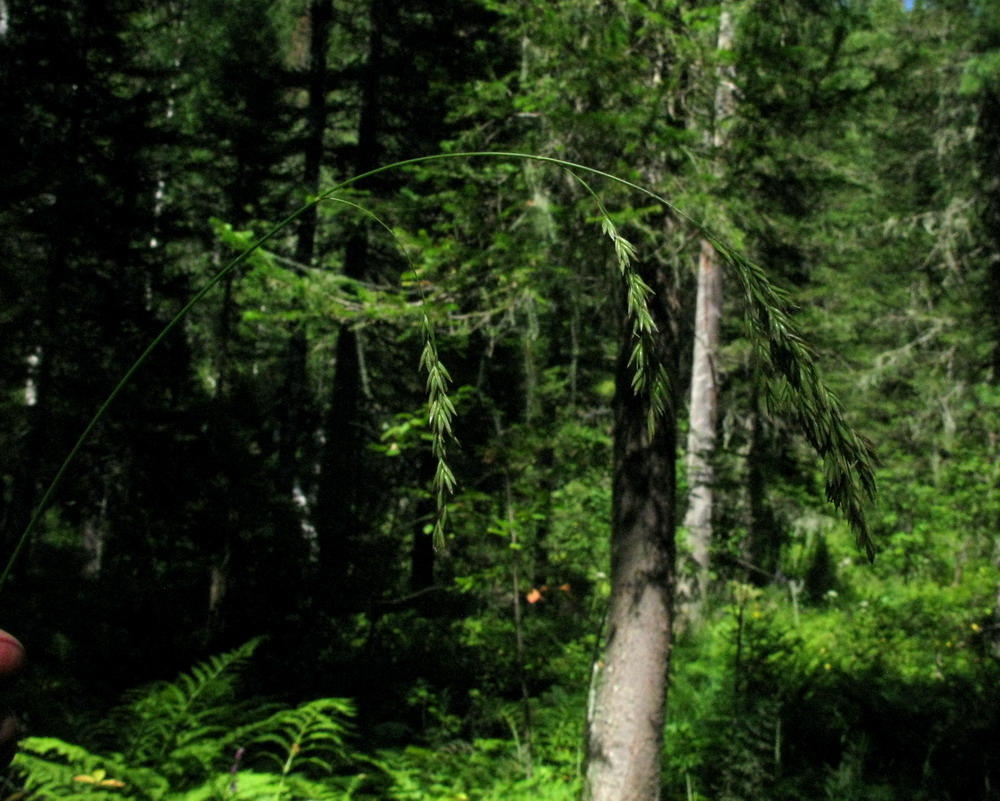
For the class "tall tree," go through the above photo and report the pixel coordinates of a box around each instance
[680,2,736,619]
[457,5,880,800]
[585,259,679,801]
[315,0,390,606]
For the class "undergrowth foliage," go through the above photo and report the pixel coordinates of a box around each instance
[12,642,582,801]
[14,641,368,800]
[118,639,261,773]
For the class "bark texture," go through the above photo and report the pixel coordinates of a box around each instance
[679,4,735,617]
[585,264,677,801]
[316,0,391,606]
[682,238,722,601]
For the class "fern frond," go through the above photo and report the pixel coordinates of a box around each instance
[214,770,348,800]
[16,735,169,800]
[118,638,262,772]
[15,653,372,801]
[230,698,355,776]
[172,770,297,801]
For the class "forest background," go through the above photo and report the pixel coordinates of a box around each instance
[1,0,999,799]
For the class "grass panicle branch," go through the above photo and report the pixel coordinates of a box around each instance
[579,175,670,436]
[2,151,878,592]
[710,237,878,561]
[418,312,457,550]
[321,198,457,550]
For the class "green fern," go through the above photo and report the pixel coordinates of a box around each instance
[13,642,371,801]
[114,639,262,779]
[236,698,353,770]
[210,695,372,799]
[16,735,168,799]
[174,770,359,801]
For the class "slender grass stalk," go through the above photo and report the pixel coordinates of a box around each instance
[0,202,311,592]
[322,198,456,549]
[1,150,877,595]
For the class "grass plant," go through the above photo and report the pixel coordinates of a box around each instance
[1,150,876,593]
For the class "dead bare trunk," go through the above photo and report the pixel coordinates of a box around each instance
[681,238,723,610]
[679,3,735,618]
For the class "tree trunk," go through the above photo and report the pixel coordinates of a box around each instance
[743,398,780,582]
[278,0,331,489]
[318,251,365,597]
[979,85,1000,381]
[409,484,435,592]
[681,238,722,610]
[316,0,392,605]
[585,263,678,801]
[294,0,331,267]
[679,3,735,618]
[272,0,331,597]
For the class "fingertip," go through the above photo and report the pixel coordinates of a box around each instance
[0,631,24,687]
